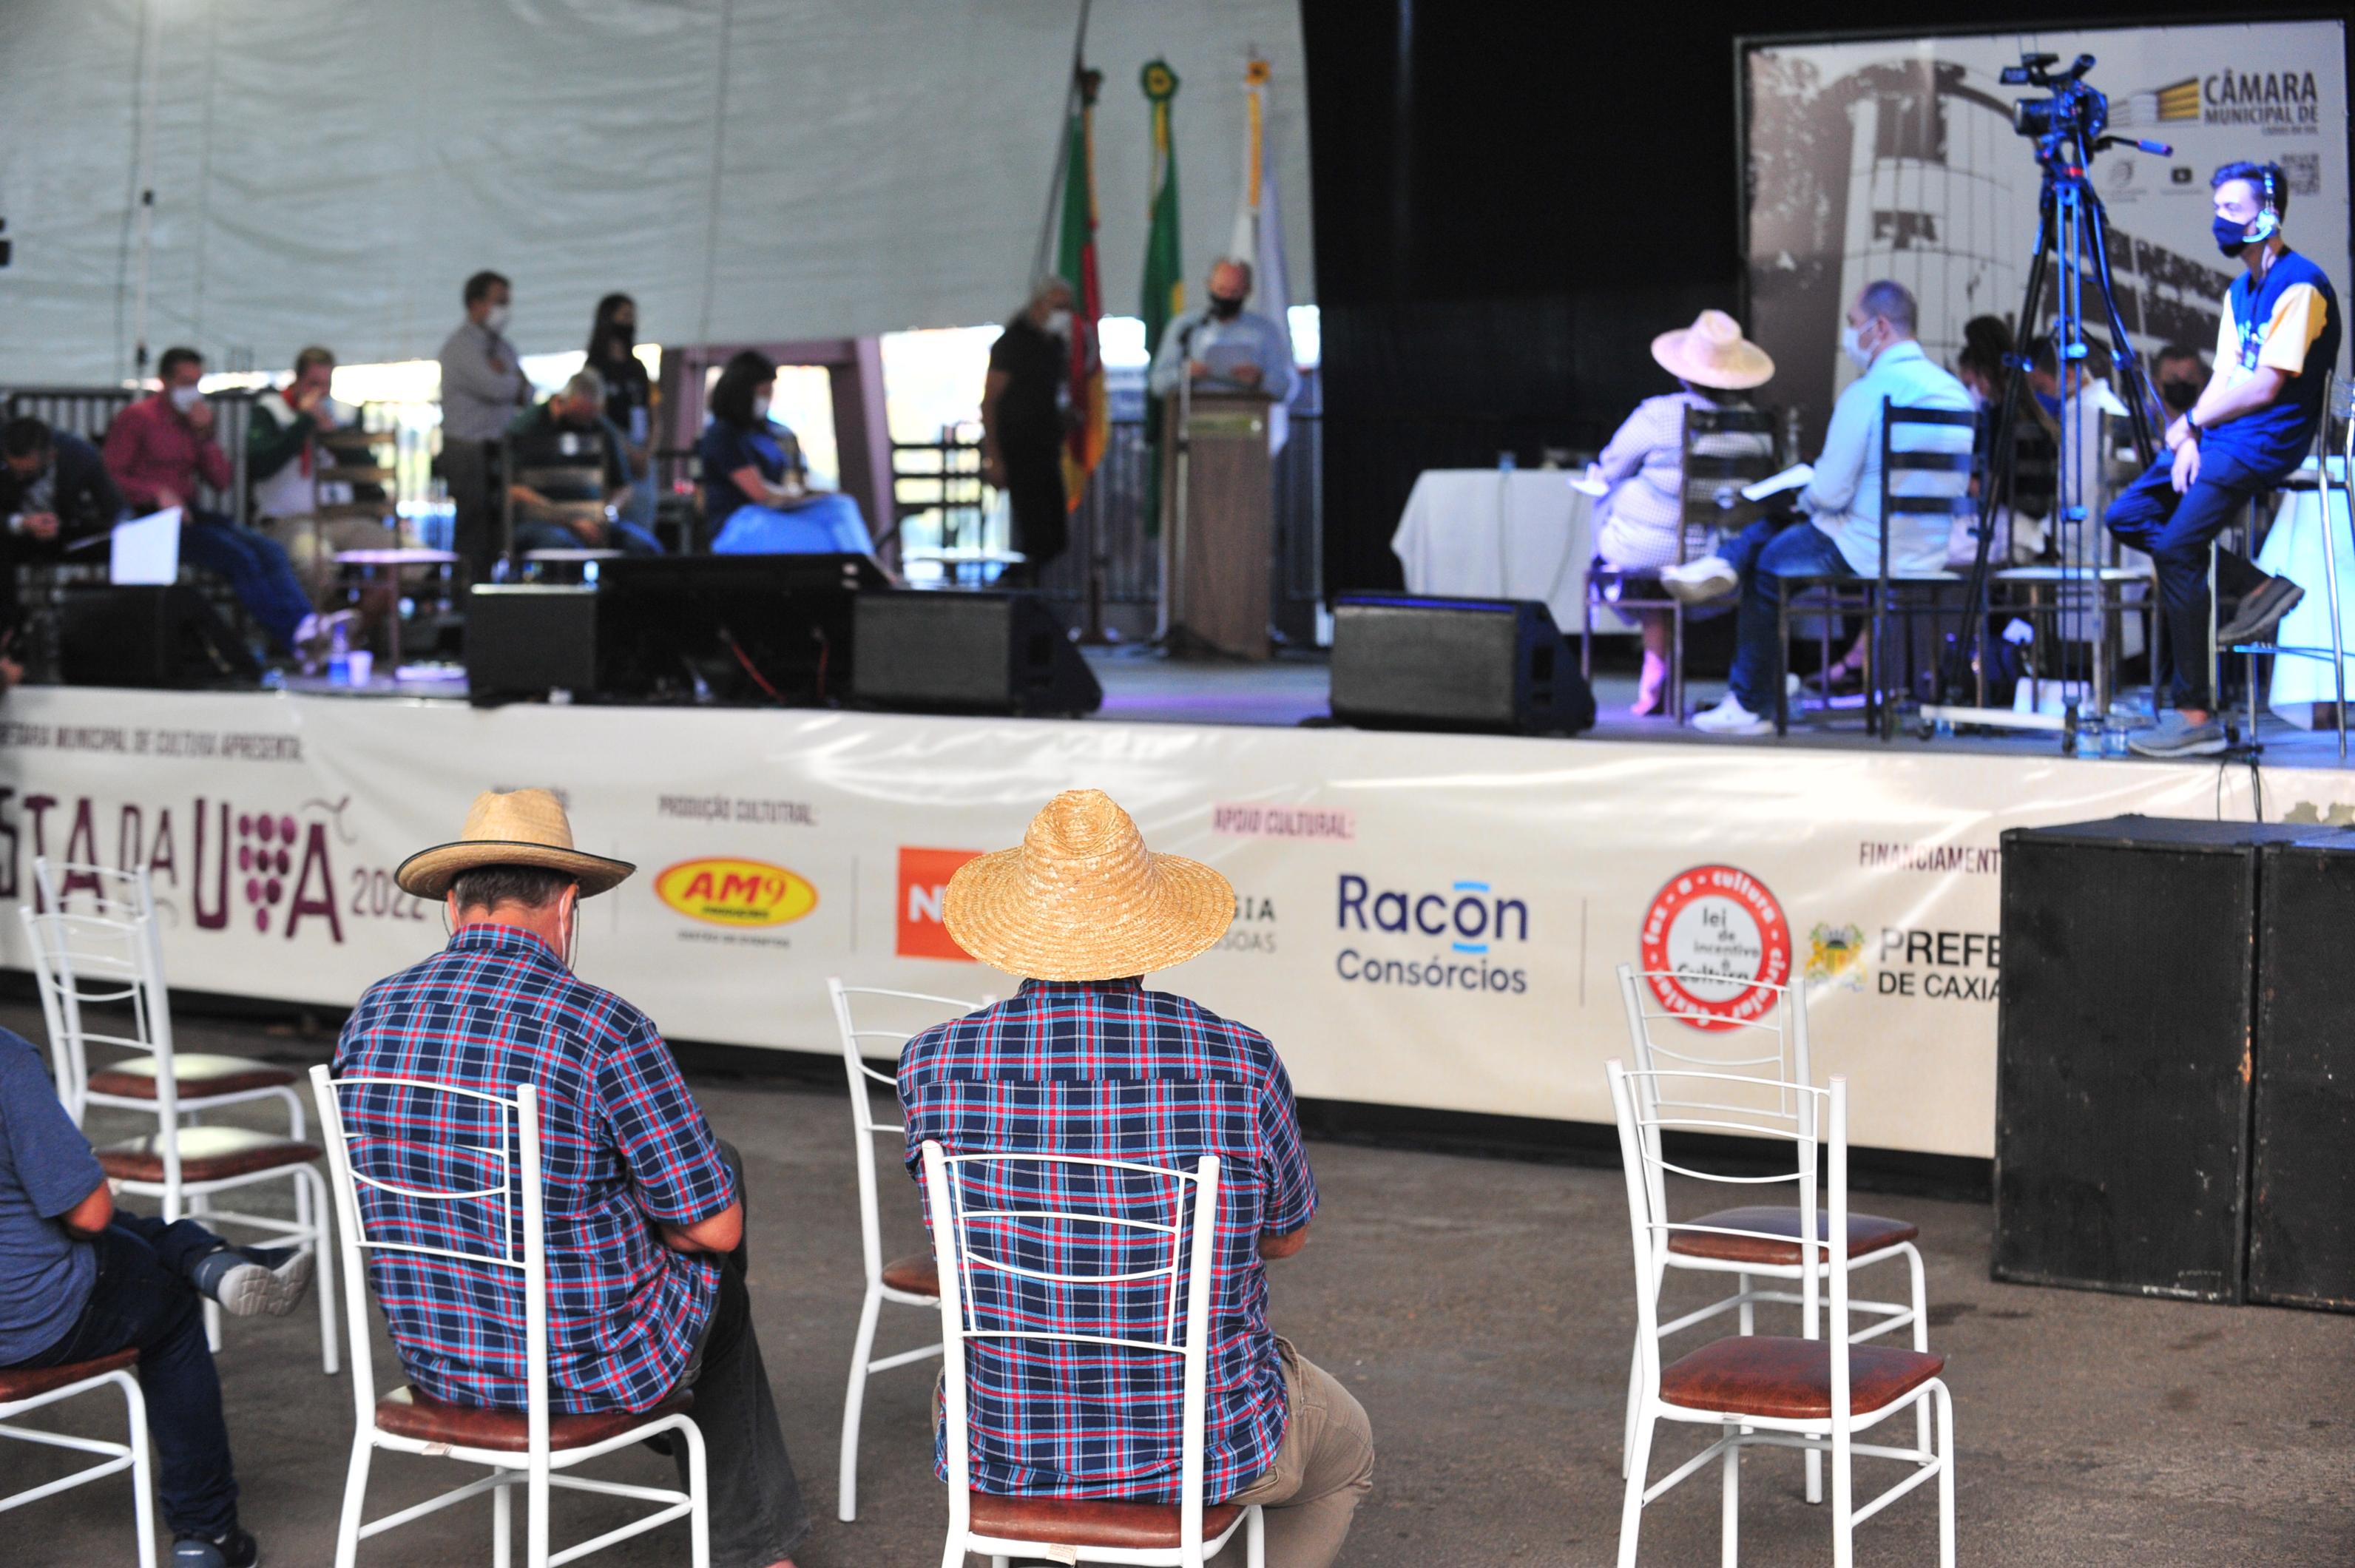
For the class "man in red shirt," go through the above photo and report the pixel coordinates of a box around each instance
[103,346,319,660]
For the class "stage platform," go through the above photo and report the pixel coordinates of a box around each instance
[7,654,2355,1167]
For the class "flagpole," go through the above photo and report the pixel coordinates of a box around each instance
[1030,0,1093,283]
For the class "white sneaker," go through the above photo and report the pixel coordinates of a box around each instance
[1691,694,1774,736]
[1658,555,1740,606]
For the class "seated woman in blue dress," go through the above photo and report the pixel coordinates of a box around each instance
[697,349,876,555]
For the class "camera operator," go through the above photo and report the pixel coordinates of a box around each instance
[2104,160,2341,757]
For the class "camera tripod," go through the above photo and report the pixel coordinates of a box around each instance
[1921,101,2169,743]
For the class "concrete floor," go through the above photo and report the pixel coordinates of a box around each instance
[7,1002,2354,1567]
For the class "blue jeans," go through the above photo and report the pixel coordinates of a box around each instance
[2104,445,2280,711]
[513,518,663,555]
[9,1214,239,1538]
[182,510,311,652]
[1723,515,1854,713]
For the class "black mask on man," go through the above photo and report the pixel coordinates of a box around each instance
[2159,379,2201,416]
[1209,294,1244,321]
[2212,214,2255,258]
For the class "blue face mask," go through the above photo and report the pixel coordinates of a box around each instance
[2033,388,2064,416]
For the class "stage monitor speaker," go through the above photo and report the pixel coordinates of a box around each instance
[598,553,885,704]
[1995,816,2306,1302]
[2251,830,2355,1311]
[851,592,1102,717]
[1329,595,1595,735]
[57,584,261,689]
[466,585,600,702]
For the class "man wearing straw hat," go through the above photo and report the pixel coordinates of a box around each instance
[334,789,809,1568]
[898,789,1374,1568]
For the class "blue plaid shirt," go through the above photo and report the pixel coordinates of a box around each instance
[899,979,1317,1501]
[332,925,735,1414]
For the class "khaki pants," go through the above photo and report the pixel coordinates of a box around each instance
[257,513,401,606]
[1229,1341,1376,1568]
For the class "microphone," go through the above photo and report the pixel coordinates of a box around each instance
[2133,138,2173,155]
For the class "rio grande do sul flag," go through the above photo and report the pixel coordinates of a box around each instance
[1055,67,1108,509]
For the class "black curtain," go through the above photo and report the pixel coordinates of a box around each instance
[1300,0,2287,600]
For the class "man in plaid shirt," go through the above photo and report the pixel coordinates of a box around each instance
[900,789,1374,1568]
[335,790,808,1568]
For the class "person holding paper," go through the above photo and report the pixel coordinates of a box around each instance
[1147,257,1295,402]
[1666,280,1973,736]
[1,417,124,686]
[102,348,323,662]
[1589,310,1776,715]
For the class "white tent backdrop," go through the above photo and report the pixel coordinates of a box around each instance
[0,0,1313,385]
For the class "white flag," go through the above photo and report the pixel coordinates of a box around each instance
[1229,61,1297,453]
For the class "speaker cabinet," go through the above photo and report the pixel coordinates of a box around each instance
[851,592,1102,717]
[1996,817,2306,1302]
[2251,830,2355,1311]
[466,585,600,701]
[1329,594,1595,734]
[57,584,260,689]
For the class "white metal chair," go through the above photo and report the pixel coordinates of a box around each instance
[21,906,337,1373]
[310,1066,709,1567]
[825,978,992,1522]
[919,1139,1264,1568]
[30,859,308,1132]
[1615,964,1927,1498]
[1608,1062,1954,1567]
[0,1348,157,1567]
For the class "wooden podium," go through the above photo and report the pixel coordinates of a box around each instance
[1160,389,1274,660]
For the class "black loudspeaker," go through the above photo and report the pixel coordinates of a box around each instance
[599,553,884,704]
[1328,594,1595,734]
[57,584,261,689]
[1995,817,2306,1302]
[852,592,1102,717]
[2250,830,2355,1311]
[466,586,601,702]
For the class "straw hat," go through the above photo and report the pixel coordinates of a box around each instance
[1650,309,1774,391]
[944,789,1233,981]
[395,789,635,899]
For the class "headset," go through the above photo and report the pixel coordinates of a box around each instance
[2246,162,2283,245]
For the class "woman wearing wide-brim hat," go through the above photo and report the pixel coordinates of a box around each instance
[1589,309,1778,717]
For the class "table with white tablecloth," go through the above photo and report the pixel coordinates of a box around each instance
[1389,469,1632,632]
[2255,461,2355,728]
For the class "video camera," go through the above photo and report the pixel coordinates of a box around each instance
[2003,52,2106,153]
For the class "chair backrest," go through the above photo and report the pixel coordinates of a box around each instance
[18,906,174,1128]
[309,1066,551,1454]
[1616,962,1811,1092]
[33,857,158,923]
[1879,398,1978,578]
[826,979,993,1286]
[1607,1061,1853,1425]
[919,1139,1223,1548]
[1678,402,1783,555]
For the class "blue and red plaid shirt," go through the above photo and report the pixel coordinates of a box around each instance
[331,924,735,1414]
[899,978,1317,1501]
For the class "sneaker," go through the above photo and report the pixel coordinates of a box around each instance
[1658,555,1740,606]
[189,1246,314,1319]
[2217,576,2306,647]
[172,1526,259,1568]
[2126,711,2228,758]
[1691,694,1774,736]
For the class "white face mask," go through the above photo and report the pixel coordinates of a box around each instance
[170,385,204,413]
[483,304,512,335]
[1043,308,1074,338]
[751,395,771,422]
[1840,321,1876,372]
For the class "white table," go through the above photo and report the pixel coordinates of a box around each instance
[2254,461,2355,728]
[1389,469,1629,632]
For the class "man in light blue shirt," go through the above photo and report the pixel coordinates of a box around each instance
[1148,258,1297,402]
[1669,280,1973,734]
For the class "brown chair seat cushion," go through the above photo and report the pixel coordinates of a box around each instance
[88,1054,297,1101]
[376,1386,694,1453]
[96,1126,322,1184]
[1666,1206,1919,1267]
[881,1251,939,1297]
[0,1348,141,1405]
[1660,1335,1945,1420]
[968,1492,1245,1551]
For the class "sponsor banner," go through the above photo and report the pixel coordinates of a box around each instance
[5,688,2353,1159]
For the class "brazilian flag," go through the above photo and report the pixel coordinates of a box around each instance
[1140,58,1183,535]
